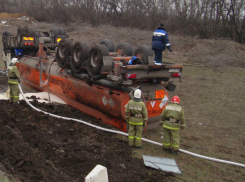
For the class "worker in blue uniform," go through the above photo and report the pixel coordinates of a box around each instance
[152,23,172,64]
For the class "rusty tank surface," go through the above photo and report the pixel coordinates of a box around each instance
[3,27,183,132]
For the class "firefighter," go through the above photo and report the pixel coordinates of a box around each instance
[159,95,185,155]
[125,89,148,148]
[8,58,21,105]
[152,23,172,64]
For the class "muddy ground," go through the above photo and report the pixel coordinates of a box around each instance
[0,76,172,182]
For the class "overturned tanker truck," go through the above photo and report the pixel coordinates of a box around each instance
[2,26,183,132]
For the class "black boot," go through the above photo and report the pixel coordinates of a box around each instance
[135,146,142,149]
[172,150,179,155]
[163,148,171,153]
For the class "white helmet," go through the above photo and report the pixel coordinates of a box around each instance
[11,58,19,64]
[134,89,141,99]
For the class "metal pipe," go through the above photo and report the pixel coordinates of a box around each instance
[109,52,120,56]
[112,57,132,61]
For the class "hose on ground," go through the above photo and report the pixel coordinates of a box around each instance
[18,84,245,168]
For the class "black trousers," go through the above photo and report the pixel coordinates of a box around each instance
[153,49,163,63]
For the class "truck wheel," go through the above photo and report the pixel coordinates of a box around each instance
[115,42,133,56]
[17,27,23,47]
[99,39,114,52]
[26,27,35,36]
[59,28,66,35]
[51,28,60,36]
[56,39,73,68]
[70,41,90,73]
[133,45,154,64]
[2,31,12,49]
[86,44,109,76]
[7,36,15,48]
[17,26,34,47]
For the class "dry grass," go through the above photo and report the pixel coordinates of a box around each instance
[130,62,245,181]
[1,20,245,181]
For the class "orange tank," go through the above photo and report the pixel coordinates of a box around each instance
[17,55,170,132]
[3,28,182,132]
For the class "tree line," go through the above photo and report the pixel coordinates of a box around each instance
[1,0,245,44]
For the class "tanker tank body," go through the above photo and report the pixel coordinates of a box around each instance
[17,53,170,132]
[18,54,133,132]
[3,28,177,132]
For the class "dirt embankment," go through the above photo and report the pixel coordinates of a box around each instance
[0,75,170,182]
[0,13,28,19]
[0,12,36,28]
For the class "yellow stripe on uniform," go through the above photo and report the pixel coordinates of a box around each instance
[162,125,179,130]
[129,105,143,111]
[8,81,19,84]
[166,105,181,112]
[129,121,143,125]
[172,144,179,148]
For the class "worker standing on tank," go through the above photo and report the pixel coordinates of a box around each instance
[125,89,148,148]
[8,58,21,106]
[152,23,172,64]
[159,96,185,155]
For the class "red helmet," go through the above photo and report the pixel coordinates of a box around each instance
[171,96,180,104]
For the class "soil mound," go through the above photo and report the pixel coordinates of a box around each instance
[0,12,36,26]
[0,13,28,19]
[0,76,168,182]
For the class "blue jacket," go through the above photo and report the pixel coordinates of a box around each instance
[152,27,170,51]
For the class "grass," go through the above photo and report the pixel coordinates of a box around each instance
[1,20,245,182]
[129,63,245,182]
[0,177,10,182]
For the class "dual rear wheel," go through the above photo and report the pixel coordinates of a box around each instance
[55,38,154,78]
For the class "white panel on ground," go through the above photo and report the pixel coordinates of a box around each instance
[85,165,109,182]
[142,155,181,174]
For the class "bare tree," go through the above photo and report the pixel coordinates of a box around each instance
[1,0,245,43]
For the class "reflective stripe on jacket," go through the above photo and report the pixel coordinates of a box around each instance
[125,99,148,125]
[159,103,185,130]
[8,64,21,84]
[152,27,170,50]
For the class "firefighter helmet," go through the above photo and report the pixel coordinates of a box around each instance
[11,58,19,64]
[171,95,180,104]
[134,89,141,99]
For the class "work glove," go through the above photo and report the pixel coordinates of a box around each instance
[167,45,172,53]
[181,126,184,130]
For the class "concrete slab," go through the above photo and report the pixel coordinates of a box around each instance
[85,165,109,182]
